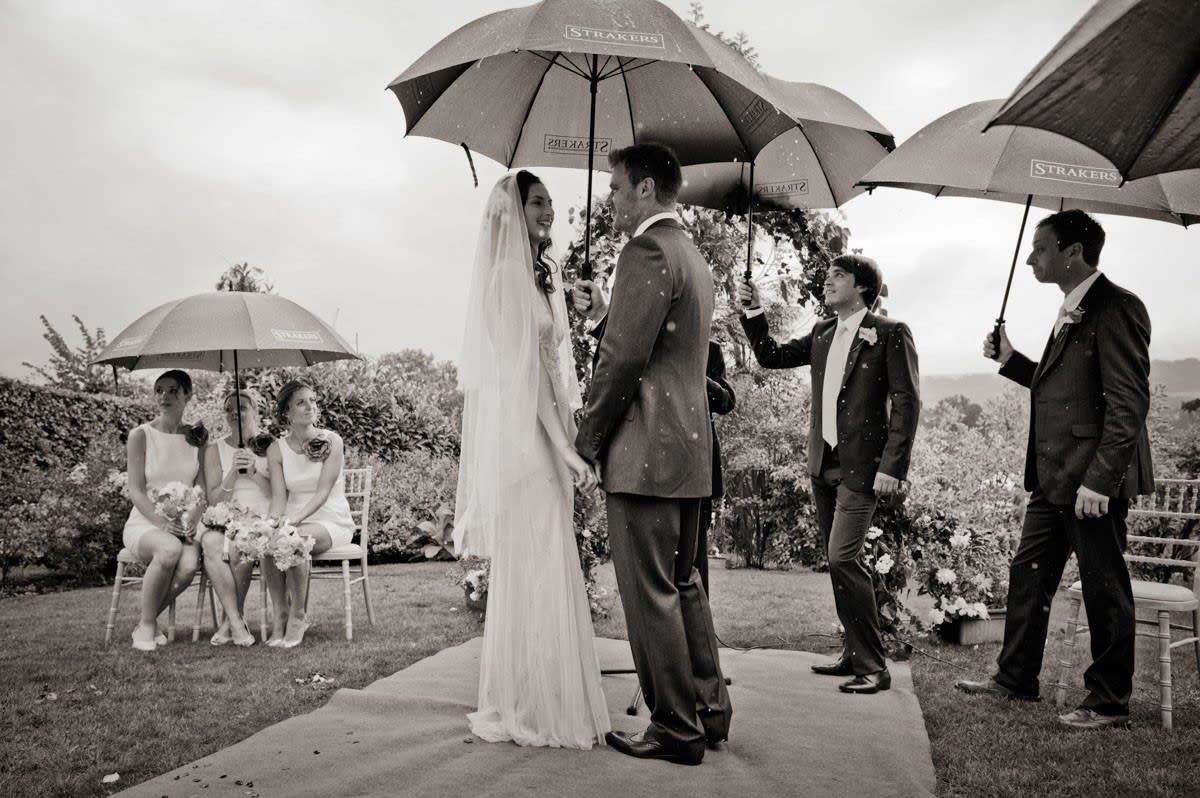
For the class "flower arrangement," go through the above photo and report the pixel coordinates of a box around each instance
[912,520,1012,630]
[304,435,332,463]
[454,556,490,612]
[149,482,204,540]
[202,499,253,561]
[226,515,274,561]
[264,519,315,570]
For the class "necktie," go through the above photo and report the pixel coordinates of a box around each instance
[822,325,850,447]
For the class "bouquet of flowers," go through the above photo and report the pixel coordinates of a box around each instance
[226,515,275,561]
[265,519,315,570]
[149,482,204,540]
[202,499,252,561]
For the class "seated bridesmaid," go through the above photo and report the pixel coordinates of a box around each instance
[200,388,272,647]
[122,370,207,652]
[266,379,354,648]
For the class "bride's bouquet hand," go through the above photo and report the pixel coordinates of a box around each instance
[562,447,599,494]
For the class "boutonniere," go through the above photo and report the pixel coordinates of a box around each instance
[1060,307,1085,326]
[858,327,878,346]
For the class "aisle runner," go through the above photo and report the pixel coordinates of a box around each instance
[117,637,935,797]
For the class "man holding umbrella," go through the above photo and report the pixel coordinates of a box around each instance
[957,210,1154,730]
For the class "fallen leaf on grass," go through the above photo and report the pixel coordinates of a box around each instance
[101,773,119,784]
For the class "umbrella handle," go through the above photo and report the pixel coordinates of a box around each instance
[990,320,1004,362]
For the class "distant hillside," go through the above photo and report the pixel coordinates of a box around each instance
[923,358,1200,406]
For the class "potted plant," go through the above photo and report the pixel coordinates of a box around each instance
[912,518,1012,644]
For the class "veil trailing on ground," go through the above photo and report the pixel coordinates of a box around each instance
[454,174,545,558]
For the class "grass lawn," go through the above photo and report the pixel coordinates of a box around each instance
[3,561,1197,797]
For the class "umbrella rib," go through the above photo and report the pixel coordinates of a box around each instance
[597,57,654,81]
[692,68,755,162]
[795,121,843,207]
[618,61,638,146]
[509,52,561,167]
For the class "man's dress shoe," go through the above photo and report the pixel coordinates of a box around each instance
[605,731,703,766]
[954,678,1040,702]
[1057,707,1131,730]
[838,669,891,694]
[811,658,854,677]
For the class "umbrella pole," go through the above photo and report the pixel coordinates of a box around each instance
[742,162,755,307]
[992,195,1033,357]
[583,55,599,281]
[111,365,119,394]
[234,349,246,454]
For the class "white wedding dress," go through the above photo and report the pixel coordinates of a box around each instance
[454,174,610,749]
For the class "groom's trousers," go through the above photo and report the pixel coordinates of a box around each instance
[606,493,732,753]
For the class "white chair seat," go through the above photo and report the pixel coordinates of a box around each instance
[116,547,142,565]
[314,543,364,561]
[1068,578,1200,610]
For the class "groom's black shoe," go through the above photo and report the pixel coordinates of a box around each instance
[811,657,854,677]
[605,731,703,766]
[838,669,891,694]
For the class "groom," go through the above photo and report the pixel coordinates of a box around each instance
[575,143,731,766]
[737,256,919,693]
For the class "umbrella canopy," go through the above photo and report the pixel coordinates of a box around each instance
[987,0,1200,180]
[858,99,1199,341]
[388,0,793,170]
[858,100,1199,227]
[678,76,894,214]
[92,292,361,372]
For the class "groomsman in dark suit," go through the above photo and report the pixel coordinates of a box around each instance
[957,209,1153,730]
[737,256,920,694]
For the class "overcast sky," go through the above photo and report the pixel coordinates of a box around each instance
[2,0,1195,380]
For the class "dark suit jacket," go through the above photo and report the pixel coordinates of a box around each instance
[575,218,715,497]
[999,273,1153,504]
[706,341,735,499]
[740,310,920,493]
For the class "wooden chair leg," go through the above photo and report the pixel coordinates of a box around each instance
[105,562,125,647]
[1158,610,1173,730]
[1055,597,1083,708]
[361,559,375,626]
[192,568,207,642]
[1192,610,1200,675]
[341,560,353,641]
[258,566,269,640]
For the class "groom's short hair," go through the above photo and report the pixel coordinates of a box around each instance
[609,143,682,203]
[832,254,883,309]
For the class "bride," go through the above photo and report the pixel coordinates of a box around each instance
[454,170,611,748]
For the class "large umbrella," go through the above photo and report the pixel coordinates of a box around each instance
[677,75,894,281]
[387,0,794,276]
[92,292,361,447]
[857,99,1199,345]
[987,0,1200,180]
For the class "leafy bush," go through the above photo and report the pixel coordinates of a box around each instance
[0,377,150,470]
[0,435,130,581]
[346,449,460,562]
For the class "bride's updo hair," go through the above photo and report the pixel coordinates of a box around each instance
[516,169,556,295]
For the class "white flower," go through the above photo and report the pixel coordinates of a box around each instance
[67,464,88,485]
[935,568,957,585]
[858,327,878,346]
[972,603,990,619]
[865,526,883,541]
[927,608,946,626]
[971,573,994,592]
[874,554,894,575]
[949,531,971,549]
